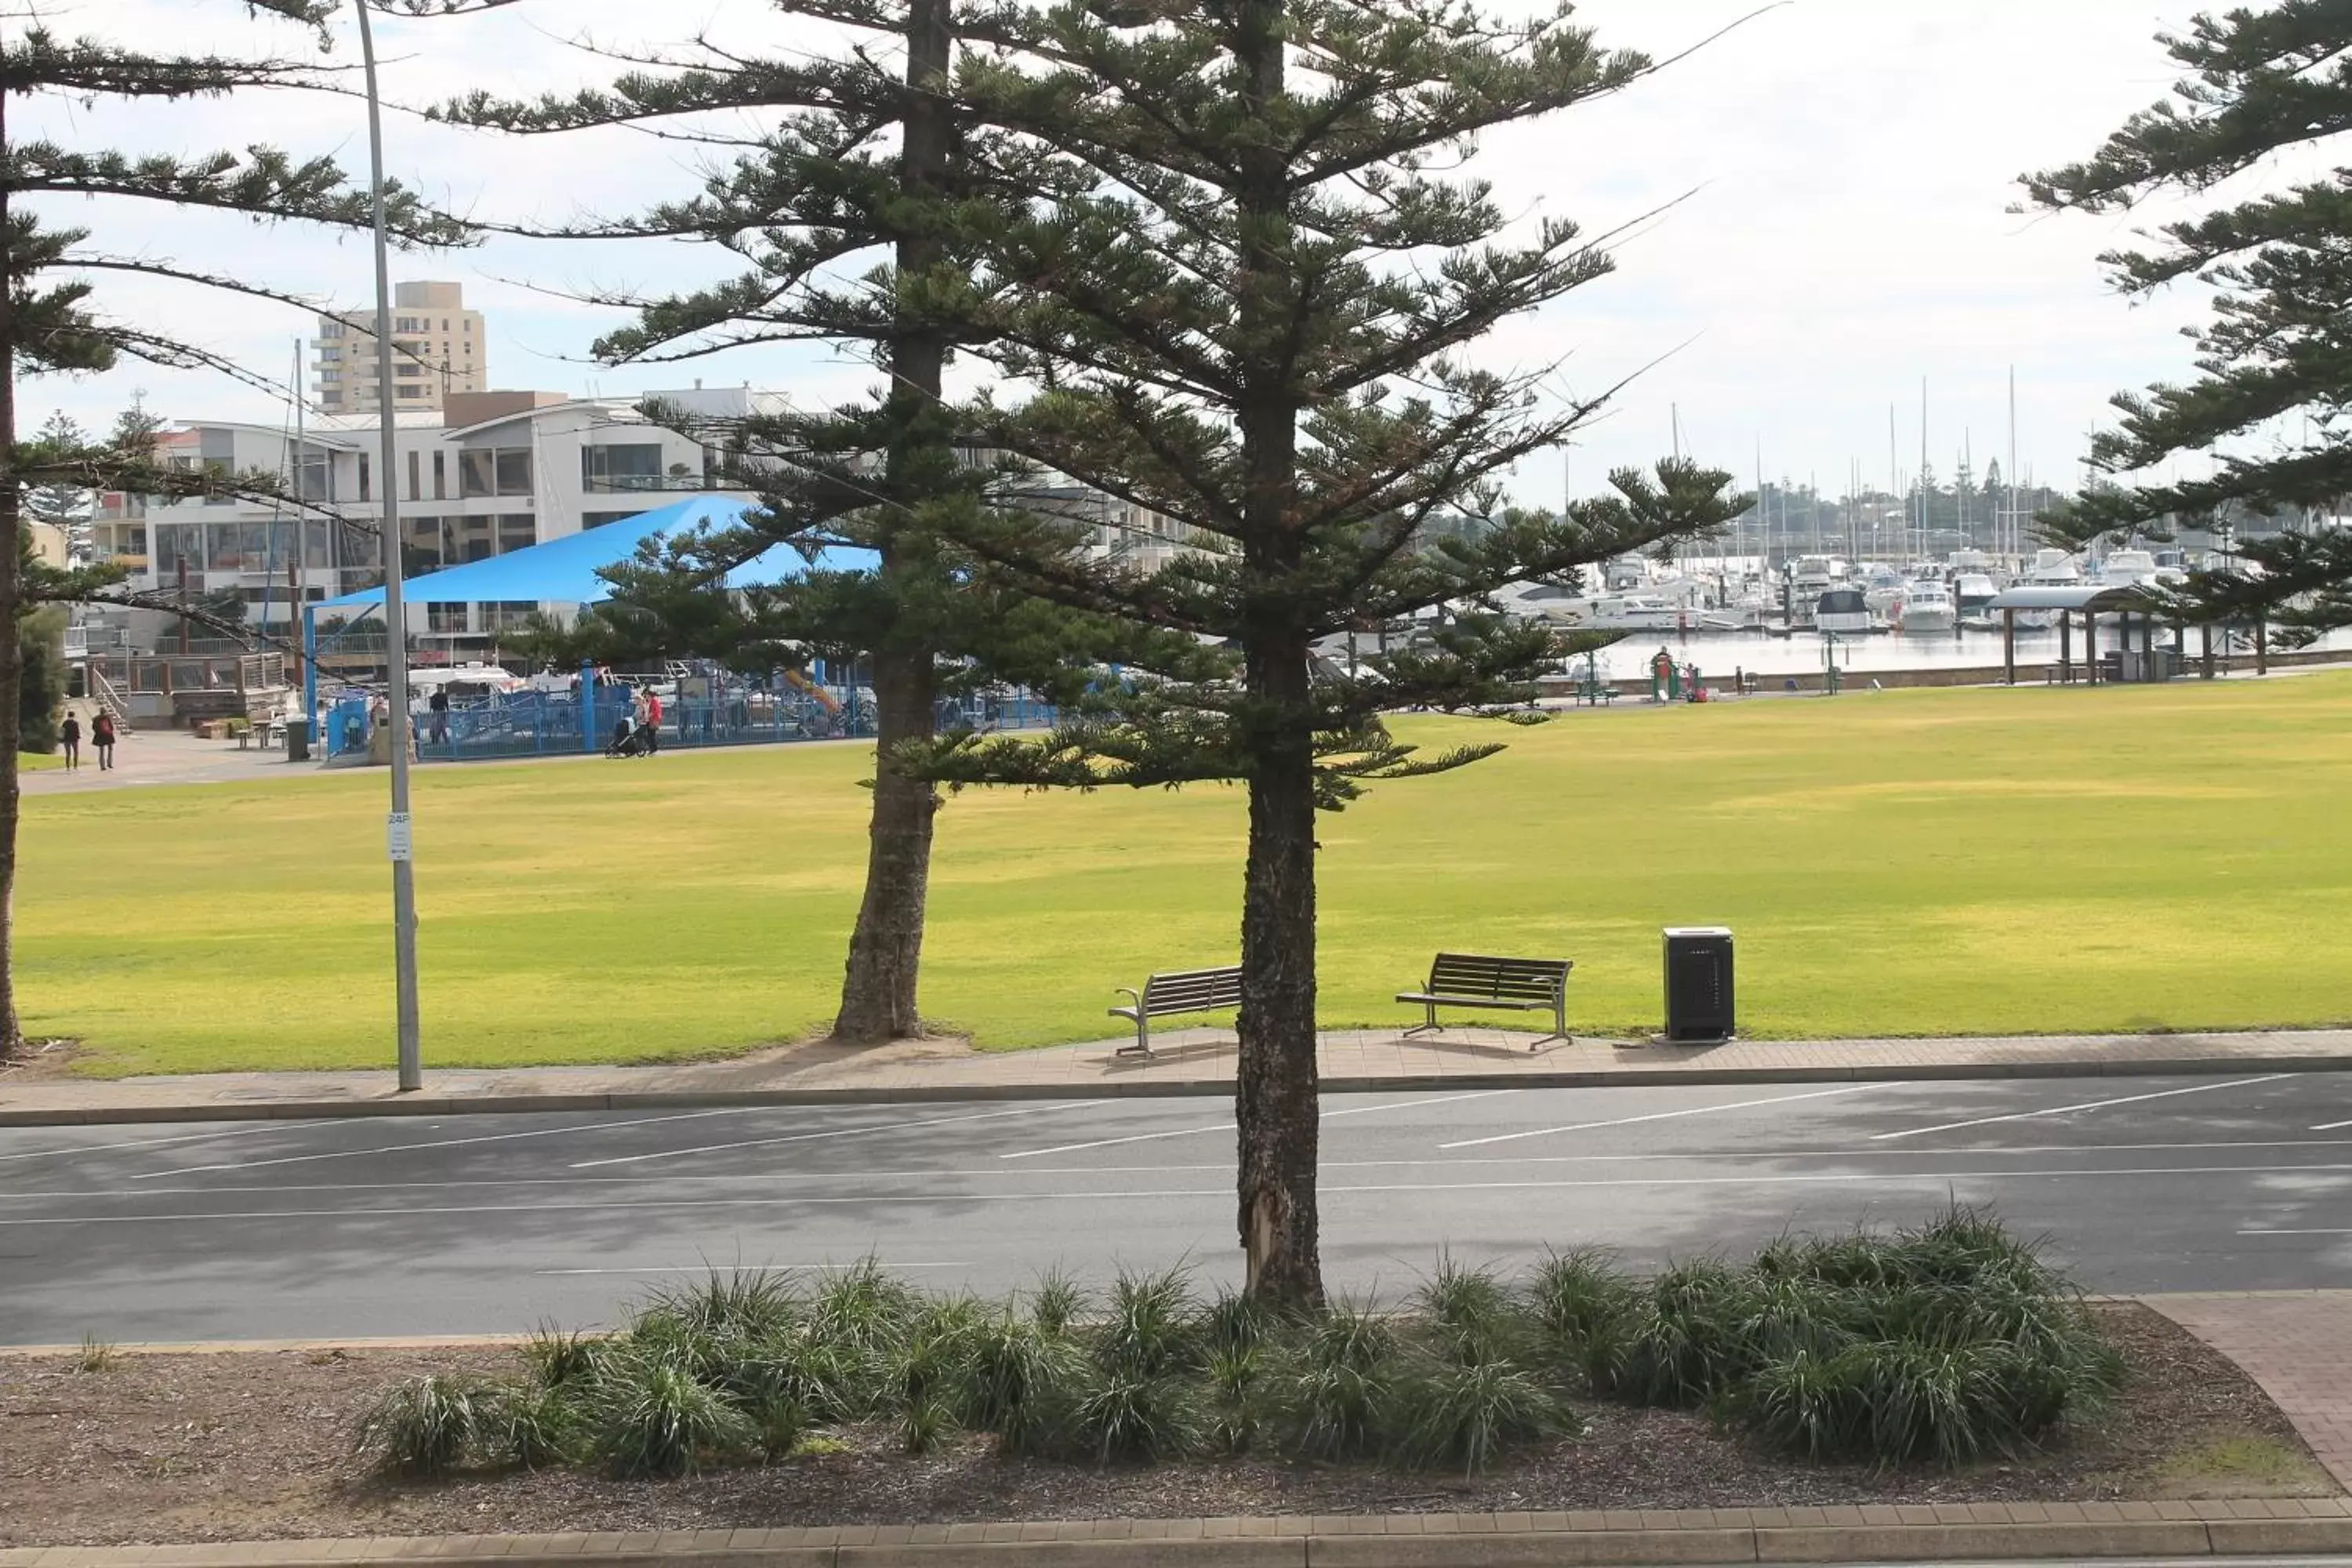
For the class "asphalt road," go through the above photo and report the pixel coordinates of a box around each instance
[3,1069,2349,1345]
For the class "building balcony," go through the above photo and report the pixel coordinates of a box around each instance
[582,474,720,495]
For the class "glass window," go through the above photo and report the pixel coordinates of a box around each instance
[358,453,371,503]
[495,448,532,496]
[296,452,331,503]
[459,450,495,498]
[583,510,644,529]
[403,517,443,572]
[427,603,468,633]
[432,451,447,501]
[303,519,332,570]
[453,515,495,563]
[582,442,665,492]
[496,514,535,554]
[405,451,420,502]
[154,524,201,578]
[396,362,423,378]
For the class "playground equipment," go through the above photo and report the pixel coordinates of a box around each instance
[785,667,841,716]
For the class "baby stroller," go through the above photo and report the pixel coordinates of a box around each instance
[607,717,658,758]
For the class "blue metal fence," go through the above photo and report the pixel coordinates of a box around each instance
[324,678,1058,765]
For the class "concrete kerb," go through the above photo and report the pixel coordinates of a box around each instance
[5,1052,2351,1131]
[9,1507,2352,1568]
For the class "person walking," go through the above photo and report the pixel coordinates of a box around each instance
[427,686,449,748]
[644,688,663,756]
[91,710,118,771]
[58,710,81,771]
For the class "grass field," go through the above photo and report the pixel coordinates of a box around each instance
[20,672,2352,1076]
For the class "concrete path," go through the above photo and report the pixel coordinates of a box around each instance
[2152,1292,2352,1489]
[5,1024,2350,1127]
[21,712,305,794]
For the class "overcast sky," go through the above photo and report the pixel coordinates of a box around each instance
[30,0,2226,505]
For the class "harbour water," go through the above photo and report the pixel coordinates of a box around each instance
[1577,623,2352,681]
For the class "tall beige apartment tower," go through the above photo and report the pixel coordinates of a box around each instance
[313,281,486,415]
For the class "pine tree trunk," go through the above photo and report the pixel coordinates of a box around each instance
[0,66,24,1062]
[1236,631,1324,1308]
[832,642,939,1042]
[829,0,952,1046]
[1226,0,1323,1307]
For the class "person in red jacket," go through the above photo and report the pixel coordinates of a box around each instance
[644,689,663,756]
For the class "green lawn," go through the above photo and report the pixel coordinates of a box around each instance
[22,673,2352,1075]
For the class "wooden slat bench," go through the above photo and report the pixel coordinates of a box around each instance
[1397,952,1573,1051]
[1110,964,1242,1058]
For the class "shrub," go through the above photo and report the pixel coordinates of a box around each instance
[1417,1255,1527,1368]
[1526,1248,1639,1363]
[1279,1301,1399,1461]
[591,1357,759,1478]
[481,1381,582,1469]
[354,1374,503,1477]
[1392,1359,1566,1475]
[958,1313,1087,1456]
[1072,1368,1204,1464]
[1029,1268,1086,1336]
[1102,1265,1200,1380]
[651,1269,799,1341]
[521,1322,607,1389]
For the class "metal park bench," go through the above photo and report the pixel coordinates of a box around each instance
[1397,953,1573,1051]
[1111,964,1242,1058]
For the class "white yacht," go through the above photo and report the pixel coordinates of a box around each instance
[1954,572,2001,622]
[1896,579,1958,634]
[1815,587,1875,635]
[1858,563,1907,616]
[1566,593,1682,632]
[2023,547,2082,586]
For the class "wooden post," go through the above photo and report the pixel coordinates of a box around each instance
[2003,607,2016,685]
[2085,605,2099,685]
[2202,622,2215,680]
[2059,612,2071,683]
[2256,616,2269,675]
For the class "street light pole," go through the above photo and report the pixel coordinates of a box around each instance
[354,0,422,1091]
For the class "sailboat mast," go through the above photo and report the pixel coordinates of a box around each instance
[2007,365,2020,561]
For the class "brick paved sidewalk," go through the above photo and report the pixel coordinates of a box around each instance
[3,1024,2349,1127]
[2149,1291,2352,1488]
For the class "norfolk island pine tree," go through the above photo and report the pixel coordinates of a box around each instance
[436,0,1205,1044]
[0,2,469,1059]
[896,1,1750,1305]
[2027,0,2352,640]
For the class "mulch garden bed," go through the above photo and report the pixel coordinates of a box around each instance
[0,1305,2334,1548]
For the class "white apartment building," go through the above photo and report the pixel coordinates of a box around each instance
[83,380,1194,662]
[314,281,487,416]
[89,387,778,658]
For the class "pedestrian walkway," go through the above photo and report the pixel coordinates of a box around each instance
[3,1023,2347,1127]
[2150,1292,2352,1488]
[19,718,303,794]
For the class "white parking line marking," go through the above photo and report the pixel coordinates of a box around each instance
[0,1123,288,1167]
[568,1103,1092,1170]
[17,1160,2342,1227]
[532,1263,974,1276]
[2311,1118,2352,1131]
[2238,1228,2352,1236]
[1439,1084,1882,1150]
[1001,1090,1508,1161]
[1868,1075,2291,1142]
[133,1106,779,1179]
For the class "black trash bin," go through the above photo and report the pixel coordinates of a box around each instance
[1663,926,1735,1044]
[286,718,312,762]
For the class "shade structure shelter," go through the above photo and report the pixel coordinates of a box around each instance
[1984,583,2227,687]
[303,494,876,719]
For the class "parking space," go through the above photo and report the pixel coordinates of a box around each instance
[2,1070,2348,1344]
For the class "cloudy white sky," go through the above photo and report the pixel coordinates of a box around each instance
[28,0,2230,504]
